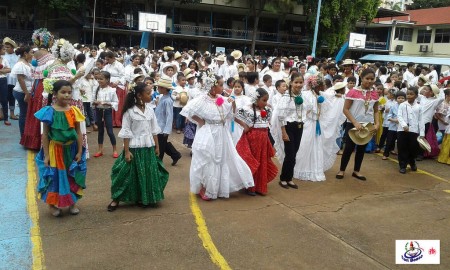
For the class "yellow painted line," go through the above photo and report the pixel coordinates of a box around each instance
[189,193,231,270]
[444,190,450,194]
[376,153,450,184]
[26,151,45,270]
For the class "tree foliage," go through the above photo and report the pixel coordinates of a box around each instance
[407,0,450,10]
[36,0,82,11]
[301,0,380,54]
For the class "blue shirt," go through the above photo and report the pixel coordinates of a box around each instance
[388,103,399,131]
[155,94,173,135]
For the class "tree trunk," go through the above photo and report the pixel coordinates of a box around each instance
[251,15,260,57]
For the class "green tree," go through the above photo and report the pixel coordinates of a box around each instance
[301,0,380,54]
[408,0,450,9]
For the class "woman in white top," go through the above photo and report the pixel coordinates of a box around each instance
[11,46,33,136]
[108,82,169,211]
[266,58,287,86]
[336,68,380,181]
[0,44,12,125]
[103,51,126,127]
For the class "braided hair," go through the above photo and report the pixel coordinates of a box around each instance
[122,82,148,117]
[252,88,269,125]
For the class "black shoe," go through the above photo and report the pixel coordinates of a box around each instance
[352,172,366,181]
[107,201,119,212]
[410,164,417,171]
[416,156,423,161]
[336,173,344,179]
[287,181,298,189]
[171,155,181,166]
[399,168,406,174]
[279,181,289,189]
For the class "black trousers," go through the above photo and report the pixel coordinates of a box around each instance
[378,127,389,149]
[83,102,95,126]
[383,130,397,157]
[340,123,367,172]
[158,134,181,161]
[280,122,303,181]
[96,108,116,145]
[397,131,419,169]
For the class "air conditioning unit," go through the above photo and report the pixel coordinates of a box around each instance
[395,45,403,52]
[419,45,428,52]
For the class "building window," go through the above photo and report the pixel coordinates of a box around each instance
[435,29,450,43]
[395,28,413,41]
[417,29,431,43]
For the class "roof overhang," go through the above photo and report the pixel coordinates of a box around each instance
[360,54,450,65]
[375,8,409,18]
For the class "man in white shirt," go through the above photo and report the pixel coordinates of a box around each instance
[427,65,438,84]
[403,62,415,88]
[2,37,19,120]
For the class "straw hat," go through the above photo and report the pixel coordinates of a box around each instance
[429,84,440,97]
[417,137,431,152]
[348,123,376,145]
[155,75,174,89]
[342,59,355,66]
[174,51,182,59]
[179,91,189,106]
[2,37,17,48]
[237,63,246,72]
[132,73,145,82]
[188,49,194,55]
[163,46,174,51]
[418,74,429,83]
[216,55,226,62]
[294,56,299,61]
[99,42,106,49]
[162,63,176,74]
[231,50,242,60]
[333,81,347,92]
[183,68,192,77]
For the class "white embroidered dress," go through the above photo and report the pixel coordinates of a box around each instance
[180,94,254,199]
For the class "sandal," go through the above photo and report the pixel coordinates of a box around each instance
[4,121,11,126]
[382,156,388,160]
[107,201,119,212]
[10,115,19,120]
[50,205,62,217]
[69,205,80,215]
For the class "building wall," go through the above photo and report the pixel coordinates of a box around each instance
[390,25,450,57]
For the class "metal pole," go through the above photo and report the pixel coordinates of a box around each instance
[92,0,97,44]
[311,0,322,57]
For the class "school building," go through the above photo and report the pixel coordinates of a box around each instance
[348,6,450,61]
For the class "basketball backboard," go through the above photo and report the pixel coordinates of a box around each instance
[138,12,167,33]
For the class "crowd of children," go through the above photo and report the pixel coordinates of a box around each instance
[1,30,449,216]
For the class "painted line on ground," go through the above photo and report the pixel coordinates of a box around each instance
[443,190,450,194]
[26,151,45,270]
[189,193,231,270]
[376,153,449,184]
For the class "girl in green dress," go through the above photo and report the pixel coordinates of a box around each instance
[108,83,169,211]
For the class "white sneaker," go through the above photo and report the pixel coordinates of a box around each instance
[51,206,62,217]
[69,205,80,215]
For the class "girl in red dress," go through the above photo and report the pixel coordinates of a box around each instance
[235,88,278,195]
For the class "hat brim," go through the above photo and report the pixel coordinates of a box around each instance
[348,123,375,145]
[3,38,17,48]
[155,82,174,89]
[186,74,195,80]
[417,137,431,152]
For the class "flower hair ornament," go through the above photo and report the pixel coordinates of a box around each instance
[202,72,218,93]
[128,82,137,94]
[32,28,54,48]
[306,73,325,90]
[43,78,58,94]
[163,52,169,61]
[250,89,261,104]
[51,39,75,62]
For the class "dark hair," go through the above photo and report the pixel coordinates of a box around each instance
[347,76,357,83]
[104,51,115,59]
[407,86,419,97]
[226,55,235,64]
[177,73,186,81]
[333,75,344,82]
[263,74,272,82]
[247,72,259,84]
[275,79,286,89]
[271,57,281,66]
[74,53,86,67]
[95,71,111,100]
[232,80,245,95]
[131,54,140,61]
[188,60,198,71]
[414,67,422,76]
[204,56,212,65]
[289,73,303,97]
[379,66,387,75]
[444,89,450,96]
[122,82,149,117]
[360,68,376,79]
[238,71,247,79]
[47,80,72,106]
[395,91,406,98]
[407,62,415,68]
[252,88,269,124]
[15,46,31,57]
[227,77,235,87]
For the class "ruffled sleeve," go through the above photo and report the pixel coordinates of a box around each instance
[34,106,54,125]
[180,95,205,125]
[11,62,31,77]
[71,106,86,122]
[276,94,291,124]
[118,109,134,138]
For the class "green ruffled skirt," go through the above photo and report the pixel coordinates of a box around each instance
[111,147,169,205]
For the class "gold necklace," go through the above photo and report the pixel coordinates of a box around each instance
[361,87,372,114]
